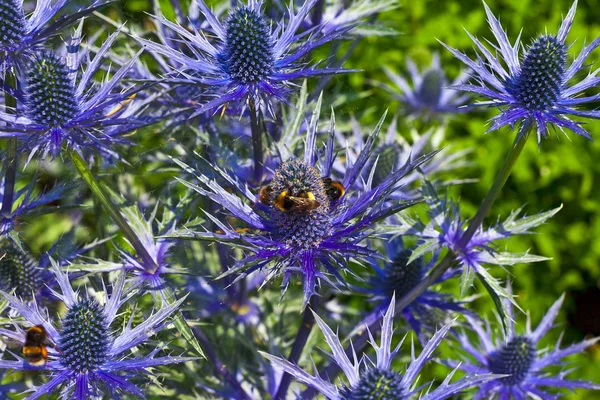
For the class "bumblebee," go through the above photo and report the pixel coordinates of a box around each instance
[275,191,320,213]
[257,185,274,206]
[322,178,345,201]
[23,325,50,366]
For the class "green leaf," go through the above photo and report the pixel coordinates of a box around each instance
[159,287,205,359]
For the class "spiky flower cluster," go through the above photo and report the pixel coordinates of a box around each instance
[0,0,25,48]
[0,240,41,299]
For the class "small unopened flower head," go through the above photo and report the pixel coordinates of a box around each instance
[369,143,402,188]
[24,51,79,128]
[487,336,536,385]
[443,1,600,142]
[379,249,424,299]
[220,6,274,85]
[269,160,332,248]
[0,240,41,299]
[0,0,25,49]
[59,298,110,373]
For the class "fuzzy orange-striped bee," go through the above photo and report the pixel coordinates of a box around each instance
[23,325,50,366]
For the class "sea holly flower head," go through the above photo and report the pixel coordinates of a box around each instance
[138,0,355,117]
[260,296,500,399]
[381,54,470,120]
[0,260,191,399]
[442,0,600,142]
[0,238,41,300]
[172,109,436,304]
[0,24,149,159]
[0,0,109,71]
[356,237,467,343]
[451,294,600,398]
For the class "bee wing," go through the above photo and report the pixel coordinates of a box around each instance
[287,196,320,210]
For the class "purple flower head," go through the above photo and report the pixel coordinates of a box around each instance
[381,54,471,120]
[260,295,500,399]
[400,179,559,301]
[442,1,600,143]
[0,23,149,159]
[451,294,600,398]
[0,260,192,399]
[0,0,109,71]
[172,111,437,305]
[355,237,468,343]
[137,0,355,117]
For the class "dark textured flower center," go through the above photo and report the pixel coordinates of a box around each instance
[221,6,274,84]
[418,69,443,107]
[0,241,42,299]
[369,144,401,188]
[268,160,332,248]
[59,299,110,373]
[340,368,405,400]
[24,51,79,127]
[510,35,566,111]
[380,249,424,298]
[0,0,25,47]
[488,336,536,385]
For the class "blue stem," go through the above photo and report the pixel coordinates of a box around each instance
[250,104,264,184]
[1,73,17,215]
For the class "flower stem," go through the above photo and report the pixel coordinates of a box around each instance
[275,294,319,400]
[67,149,158,271]
[250,103,264,184]
[1,72,18,215]
[302,124,531,399]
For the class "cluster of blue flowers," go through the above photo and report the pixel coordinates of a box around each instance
[0,0,598,398]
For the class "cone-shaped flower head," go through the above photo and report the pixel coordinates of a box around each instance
[0,26,150,159]
[442,1,600,142]
[173,111,436,304]
[0,261,191,399]
[452,295,600,398]
[260,296,500,399]
[0,0,108,70]
[0,239,41,299]
[138,0,355,117]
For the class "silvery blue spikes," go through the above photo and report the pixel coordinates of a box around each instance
[59,299,109,373]
[451,295,600,398]
[0,239,42,299]
[0,29,148,159]
[138,0,354,116]
[260,296,500,399]
[172,110,437,304]
[442,1,600,142]
[24,51,79,127]
[0,261,191,399]
[0,0,26,48]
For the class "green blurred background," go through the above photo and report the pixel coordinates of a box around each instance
[19,0,600,397]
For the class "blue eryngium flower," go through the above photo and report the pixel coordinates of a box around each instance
[0,26,148,159]
[381,54,470,120]
[451,295,600,398]
[0,0,108,71]
[260,296,499,399]
[442,1,600,142]
[173,113,435,304]
[138,0,354,116]
[0,261,191,399]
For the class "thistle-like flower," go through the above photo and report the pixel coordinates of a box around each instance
[356,237,467,343]
[451,294,600,398]
[0,239,41,299]
[0,261,191,399]
[260,296,499,399]
[0,25,149,158]
[442,1,600,142]
[381,54,470,120]
[0,0,108,71]
[138,0,354,116]
[173,112,435,304]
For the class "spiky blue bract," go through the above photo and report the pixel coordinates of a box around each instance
[451,295,600,398]
[0,260,192,399]
[0,25,150,160]
[260,296,500,399]
[355,237,467,343]
[172,110,437,305]
[442,1,600,143]
[137,0,355,117]
[0,0,110,71]
[382,54,470,120]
